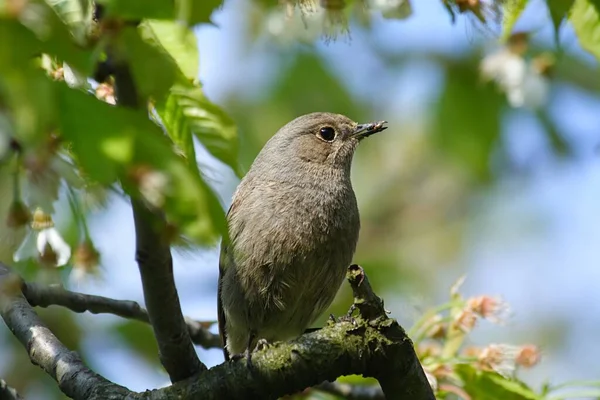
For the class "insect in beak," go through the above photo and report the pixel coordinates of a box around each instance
[352,121,388,140]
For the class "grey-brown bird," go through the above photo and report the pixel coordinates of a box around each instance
[218,112,387,363]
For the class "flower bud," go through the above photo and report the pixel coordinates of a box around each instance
[467,295,509,324]
[453,309,477,333]
[73,241,100,271]
[6,200,31,228]
[515,344,541,368]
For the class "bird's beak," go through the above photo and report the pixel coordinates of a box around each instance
[352,120,388,140]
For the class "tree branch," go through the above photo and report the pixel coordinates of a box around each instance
[129,182,205,381]
[135,264,435,400]
[1,378,23,400]
[0,263,130,400]
[1,260,434,400]
[21,281,221,349]
[344,264,434,400]
[139,316,431,400]
[112,60,205,381]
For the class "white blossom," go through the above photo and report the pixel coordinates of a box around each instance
[481,49,549,109]
[266,6,323,43]
[265,3,351,43]
[478,344,521,377]
[466,295,510,324]
[13,209,71,267]
[139,170,170,209]
[13,229,37,264]
[36,227,71,267]
[63,63,90,89]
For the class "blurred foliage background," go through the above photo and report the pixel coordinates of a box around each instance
[0,0,600,398]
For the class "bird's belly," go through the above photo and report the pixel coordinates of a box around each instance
[253,258,347,341]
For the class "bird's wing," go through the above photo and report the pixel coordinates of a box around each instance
[217,241,230,361]
[218,198,240,361]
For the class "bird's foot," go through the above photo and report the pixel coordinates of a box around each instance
[229,348,257,370]
[330,306,358,327]
[328,305,358,325]
[230,352,245,362]
[345,304,357,319]
[254,338,270,352]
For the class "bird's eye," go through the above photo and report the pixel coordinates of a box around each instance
[318,127,336,142]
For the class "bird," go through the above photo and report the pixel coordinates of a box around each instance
[217,112,387,364]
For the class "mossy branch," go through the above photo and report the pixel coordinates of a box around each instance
[1,262,434,400]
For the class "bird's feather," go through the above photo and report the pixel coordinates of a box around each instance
[217,243,229,361]
[218,199,241,361]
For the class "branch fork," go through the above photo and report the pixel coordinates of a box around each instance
[0,262,435,400]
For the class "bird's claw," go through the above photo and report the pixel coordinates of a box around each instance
[254,338,270,352]
[243,337,270,370]
[328,308,357,327]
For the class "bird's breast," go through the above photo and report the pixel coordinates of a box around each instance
[227,177,360,302]
[231,178,358,252]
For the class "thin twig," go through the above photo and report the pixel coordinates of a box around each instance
[0,263,130,399]
[22,281,222,349]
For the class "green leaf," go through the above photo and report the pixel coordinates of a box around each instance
[175,0,222,25]
[0,24,58,143]
[501,0,529,40]
[569,0,600,61]
[57,86,137,183]
[46,0,85,26]
[112,320,161,365]
[154,89,198,169]
[155,81,240,175]
[336,375,379,386]
[0,21,41,66]
[97,0,175,20]
[139,20,199,80]
[115,26,178,100]
[98,0,222,24]
[45,0,92,43]
[0,1,95,74]
[57,84,227,244]
[456,364,542,400]
[547,0,575,43]
[433,60,504,183]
